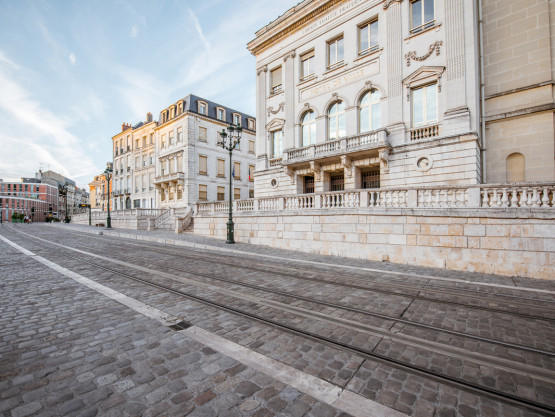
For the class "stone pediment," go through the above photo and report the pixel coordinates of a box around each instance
[266,118,285,131]
[403,66,445,88]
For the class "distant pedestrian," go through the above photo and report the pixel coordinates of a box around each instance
[24,215,29,223]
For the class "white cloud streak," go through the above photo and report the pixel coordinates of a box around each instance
[130,24,139,39]
[69,52,76,66]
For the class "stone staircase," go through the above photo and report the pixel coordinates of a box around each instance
[153,206,193,233]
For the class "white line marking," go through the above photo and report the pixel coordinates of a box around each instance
[0,233,408,417]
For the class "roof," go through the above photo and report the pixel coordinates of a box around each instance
[159,94,256,131]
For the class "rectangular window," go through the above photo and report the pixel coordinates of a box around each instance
[271,130,282,158]
[135,156,140,169]
[198,155,207,175]
[248,119,255,130]
[412,83,438,126]
[169,131,174,145]
[176,154,183,172]
[271,66,282,94]
[361,169,380,189]
[248,165,255,182]
[217,186,225,201]
[233,162,241,180]
[411,0,435,34]
[248,140,255,154]
[300,50,315,80]
[149,134,154,144]
[150,154,154,165]
[199,102,207,115]
[217,159,226,177]
[177,127,182,142]
[234,188,241,200]
[359,20,379,55]
[198,184,207,200]
[135,138,139,148]
[249,189,254,199]
[327,36,344,68]
[199,127,207,142]
[161,134,166,148]
[217,108,225,121]
[233,114,241,126]
[330,174,344,191]
[304,176,315,194]
[142,137,146,147]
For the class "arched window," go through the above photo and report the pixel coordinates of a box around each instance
[301,111,316,147]
[328,101,346,140]
[359,90,381,132]
[506,153,525,183]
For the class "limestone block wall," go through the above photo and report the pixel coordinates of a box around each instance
[193,210,555,280]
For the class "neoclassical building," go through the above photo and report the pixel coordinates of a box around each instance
[247,0,554,197]
[110,95,256,211]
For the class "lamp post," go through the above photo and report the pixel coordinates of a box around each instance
[218,123,242,244]
[104,163,113,229]
[60,184,68,222]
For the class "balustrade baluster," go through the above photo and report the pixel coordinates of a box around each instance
[519,188,527,207]
[541,187,551,208]
[510,188,518,207]
[482,190,489,208]
[531,188,540,208]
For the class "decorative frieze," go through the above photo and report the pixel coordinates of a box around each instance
[405,41,443,67]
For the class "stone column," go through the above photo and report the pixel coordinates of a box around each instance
[385,0,404,141]
[283,51,296,150]
[443,0,470,133]
[256,66,268,157]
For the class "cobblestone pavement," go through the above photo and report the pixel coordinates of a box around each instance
[1,223,554,417]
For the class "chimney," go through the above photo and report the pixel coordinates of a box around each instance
[122,123,131,132]
[146,112,153,123]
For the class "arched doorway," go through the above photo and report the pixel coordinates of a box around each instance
[125,197,131,209]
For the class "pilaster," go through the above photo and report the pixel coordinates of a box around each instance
[283,51,296,150]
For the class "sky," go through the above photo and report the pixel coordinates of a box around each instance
[0,0,300,189]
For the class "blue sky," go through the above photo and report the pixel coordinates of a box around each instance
[0,0,299,188]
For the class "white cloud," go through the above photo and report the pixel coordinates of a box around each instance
[130,24,139,39]
[69,52,76,66]
[0,52,97,184]
[188,8,210,52]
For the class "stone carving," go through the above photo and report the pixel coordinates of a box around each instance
[383,0,402,10]
[379,148,390,173]
[310,161,321,181]
[341,155,353,177]
[267,102,285,117]
[405,41,443,67]
[283,51,296,62]
[285,167,296,184]
[256,65,268,76]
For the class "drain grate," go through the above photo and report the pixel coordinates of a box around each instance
[168,320,192,331]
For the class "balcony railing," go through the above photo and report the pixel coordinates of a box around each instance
[283,129,388,166]
[195,183,555,215]
[153,172,186,184]
[410,124,439,141]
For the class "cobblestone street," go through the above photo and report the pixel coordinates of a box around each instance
[0,224,554,417]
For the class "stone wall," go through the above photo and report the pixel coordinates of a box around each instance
[193,209,555,280]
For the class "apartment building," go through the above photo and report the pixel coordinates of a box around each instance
[0,179,58,222]
[88,174,112,212]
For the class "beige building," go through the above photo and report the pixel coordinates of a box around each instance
[482,0,555,183]
[112,113,157,210]
[88,174,111,212]
[247,0,554,197]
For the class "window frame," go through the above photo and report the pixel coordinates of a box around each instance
[359,89,382,133]
[216,107,226,121]
[410,0,435,34]
[198,184,207,201]
[198,101,207,115]
[233,162,241,180]
[411,82,438,127]
[199,126,208,143]
[217,186,225,201]
[300,50,315,81]
[248,140,255,154]
[327,35,344,70]
[358,18,379,56]
[301,110,316,147]
[270,130,283,158]
[233,188,241,200]
[217,158,226,178]
[327,101,346,141]
[198,155,208,176]
[270,66,283,95]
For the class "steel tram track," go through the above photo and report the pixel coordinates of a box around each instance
[4,228,555,416]
[53,228,555,321]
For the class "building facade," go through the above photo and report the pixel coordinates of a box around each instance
[247,0,554,197]
[154,94,256,209]
[88,174,112,212]
[0,180,58,222]
[112,114,157,210]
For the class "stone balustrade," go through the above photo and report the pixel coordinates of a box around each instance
[195,183,555,215]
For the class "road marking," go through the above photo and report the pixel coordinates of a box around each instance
[0,233,408,417]
[61,225,555,295]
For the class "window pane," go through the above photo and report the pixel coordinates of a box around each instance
[424,0,434,24]
[360,92,370,106]
[413,88,424,125]
[310,123,316,145]
[338,114,346,138]
[329,115,337,139]
[337,38,344,61]
[329,42,336,64]
[412,0,422,29]
[370,21,379,47]
[360,106,370,133]
[302,125,310,147]
[372,103,381,129]
[337,101,345,112]
[360,25,369,51]
[426,85,437,121]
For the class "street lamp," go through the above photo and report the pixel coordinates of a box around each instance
[60,184,68,222]
[104,162,113,229]
[218,123,242,244]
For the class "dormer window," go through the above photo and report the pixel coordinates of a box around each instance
[217,107,226,121]
[247,118,255,131]
[233,113,241,126]
[198,101,207,115]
